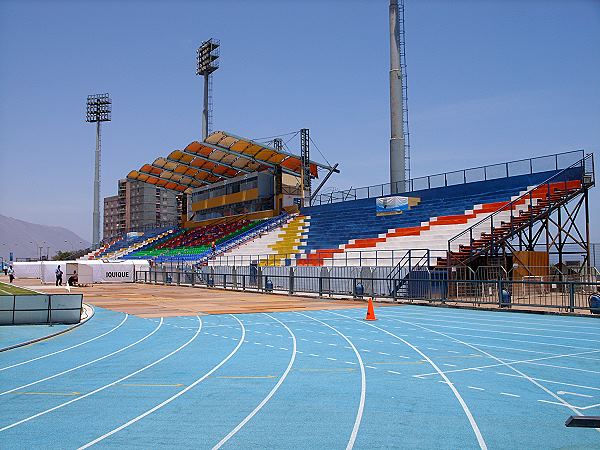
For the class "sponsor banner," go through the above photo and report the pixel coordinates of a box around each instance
[376,196,419,216]
[97,266,134,283]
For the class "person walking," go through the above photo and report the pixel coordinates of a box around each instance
[55,265,63,286]
[7,265,14,283]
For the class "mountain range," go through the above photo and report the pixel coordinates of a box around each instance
[0,214,90,261]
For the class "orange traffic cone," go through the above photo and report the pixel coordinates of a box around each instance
[365,297,377,321]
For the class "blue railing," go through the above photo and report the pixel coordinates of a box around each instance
[311,150,584,206]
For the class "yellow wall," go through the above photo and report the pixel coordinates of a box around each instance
[183,209,277,229]
[191,188,259,212]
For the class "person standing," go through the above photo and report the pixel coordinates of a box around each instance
[7,265,14,283]
[55,265,63,286]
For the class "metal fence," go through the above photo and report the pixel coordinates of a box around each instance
[204,248,442,268]
[311,150,584,206]
[135,268,600,314]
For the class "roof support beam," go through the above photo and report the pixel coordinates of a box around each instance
[172,147,254,175]
[152,158,232,183]
[198,141,296,175]
[210,131,338,172]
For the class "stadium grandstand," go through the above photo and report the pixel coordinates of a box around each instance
[84,0,595,311]
[96,142,594,293]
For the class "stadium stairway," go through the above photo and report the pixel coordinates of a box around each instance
[210,214,307,266]
[259,216,308,266]
[439,179,584,267]
[297,168,584,267]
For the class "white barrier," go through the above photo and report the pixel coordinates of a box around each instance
[12,260,149,284]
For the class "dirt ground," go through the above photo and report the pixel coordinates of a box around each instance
[9,278,367,318]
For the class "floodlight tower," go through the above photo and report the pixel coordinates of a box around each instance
[389,0,410,193]
[86,93,112,249]
[196,38,220,140]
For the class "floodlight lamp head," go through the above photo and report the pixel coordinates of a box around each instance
[86,93,112,123]
[196,38,220,76]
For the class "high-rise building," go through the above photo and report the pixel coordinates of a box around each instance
[103,195,121,241]
[102,179,180,242]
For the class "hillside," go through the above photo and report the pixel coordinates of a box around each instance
[0,214,91,260]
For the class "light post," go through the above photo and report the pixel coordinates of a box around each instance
[196,39,220,140]
[86,93,112,249]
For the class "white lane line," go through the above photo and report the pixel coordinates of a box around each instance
[538,399,573,407]
[388,317,599,434]
[78,316,239,449]
[557,391,593,398]
[496,372,600,392]
[327,357,337,361]
[279,347,288,351]
[387,370,401,375]
[309,354,320,357]
[265,344,274,348]
[329,312,487,450]
[1,316,203,434]
[385,314,600,354]
[413,348,600,378]
[345,361,357,365]
[0,313,129,372]
[520,361,600,375]
[420,322,600,344]
[444,364,457,368]
[378,352,390,356]
[298,312,366,450]
[212,313,296,450]
[468,386,485,391]
[500,392,520,398]
[1,319,164,397]
[365,366,377,370]
[577,403,600,411]
[381,309,600,334]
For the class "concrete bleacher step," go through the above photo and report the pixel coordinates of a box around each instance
[297,174,582,267]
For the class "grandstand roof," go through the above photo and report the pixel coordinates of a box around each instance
[127,130,337,193]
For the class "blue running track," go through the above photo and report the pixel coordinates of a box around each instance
[0,305,599,449]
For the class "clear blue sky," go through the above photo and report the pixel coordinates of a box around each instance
[1,0,599,242]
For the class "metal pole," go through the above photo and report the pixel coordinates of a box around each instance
[585,189,591,271]
[202,73,209,140]
[389,0,406,194]
[92,121,101,248]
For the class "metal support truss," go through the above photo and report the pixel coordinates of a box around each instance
[300,128,311,206]
[500,188,591,272]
